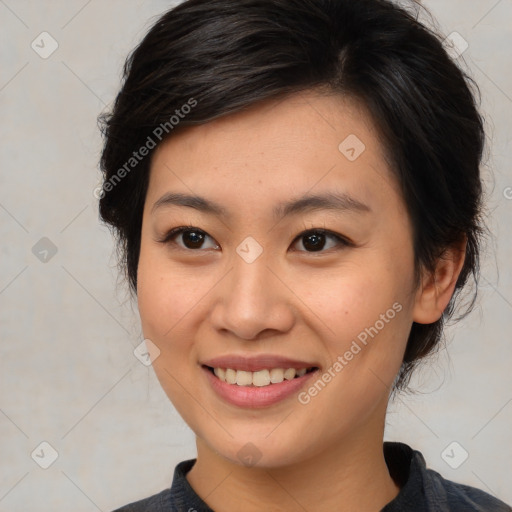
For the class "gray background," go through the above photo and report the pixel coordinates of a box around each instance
[0,1,511,510]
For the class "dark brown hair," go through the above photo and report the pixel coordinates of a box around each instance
[97,0,487,391]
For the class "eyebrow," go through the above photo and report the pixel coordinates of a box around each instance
[151,191,372,219]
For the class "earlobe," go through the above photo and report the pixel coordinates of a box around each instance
[412,238,467,325]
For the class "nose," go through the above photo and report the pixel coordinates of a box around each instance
[209,246,295,340]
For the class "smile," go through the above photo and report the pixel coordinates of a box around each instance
[207,366,317,387]
[202,365,319,408]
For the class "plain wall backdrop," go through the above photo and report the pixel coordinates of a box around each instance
[0,1,511,510]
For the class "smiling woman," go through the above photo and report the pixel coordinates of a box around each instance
[97,1,511,511]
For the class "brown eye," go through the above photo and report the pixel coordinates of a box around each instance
[301,232,326,252]
[159,227,219,250]
[180,229,206,249]
[158,226,350,253]
[292,229,350,253]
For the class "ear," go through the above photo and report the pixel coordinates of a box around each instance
[412,237,467,324]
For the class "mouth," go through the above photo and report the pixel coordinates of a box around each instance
[202,364,320,408]
[203,365,318,387]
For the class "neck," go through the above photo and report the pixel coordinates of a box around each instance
[186,413,399,511]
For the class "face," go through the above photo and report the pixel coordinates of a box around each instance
[137,90,419,468]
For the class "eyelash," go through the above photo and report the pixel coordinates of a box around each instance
[157,225,353,253]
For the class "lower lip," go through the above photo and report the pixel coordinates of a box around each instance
[202,366,319,408]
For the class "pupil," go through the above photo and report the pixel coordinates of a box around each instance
[304,233,325,252]
[181,231,326,251]
[184,230,204,248]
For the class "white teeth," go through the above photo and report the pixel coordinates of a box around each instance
[225,368,237,384]
[236,370,253,386]
[284,368,296,380]
[269,368,284,383]
[211,366,313,386]
[252,369,271,387]
[213,367,226,380]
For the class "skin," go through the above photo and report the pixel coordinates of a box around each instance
[136,89,465,512]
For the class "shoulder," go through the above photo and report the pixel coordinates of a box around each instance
[109,458,211,512]
[422,464,512,511]
[111,488,171,512]
[383,442,511,511]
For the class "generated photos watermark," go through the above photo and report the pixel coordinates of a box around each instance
[94,98,198,199]
[298,301,403,405]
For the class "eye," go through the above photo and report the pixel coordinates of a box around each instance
[158,226,351,253]
[158,226,219,250]
[291,229,351,253]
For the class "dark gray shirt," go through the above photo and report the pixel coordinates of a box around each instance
[112,442,511,511]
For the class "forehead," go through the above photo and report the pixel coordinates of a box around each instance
[154,90,386,159]
[147,90,401,217]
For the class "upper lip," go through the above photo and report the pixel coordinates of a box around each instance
[201,354,319,372]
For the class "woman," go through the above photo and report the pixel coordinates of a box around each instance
[98,0,511,510]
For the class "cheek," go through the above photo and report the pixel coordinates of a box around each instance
[293,261,411,373]
[293,265,389,335]
[136,242,202,338]
[136,248,200,401]
[137,264,173,338]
